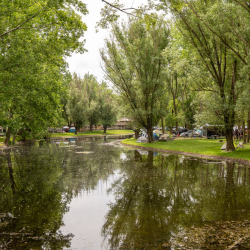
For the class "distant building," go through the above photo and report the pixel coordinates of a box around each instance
[113,118,132,129]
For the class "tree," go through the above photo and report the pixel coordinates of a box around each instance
[66,74,88,134]
[149,1,241,151]
[98,82,117,133]
[100,15,170,142]
[0,0,88,145]
[83,73,100,131]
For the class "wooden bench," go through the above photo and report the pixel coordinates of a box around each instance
[0,133,4,137]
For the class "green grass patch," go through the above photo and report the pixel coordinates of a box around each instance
[50,130,134,137]
[122,138,250,162]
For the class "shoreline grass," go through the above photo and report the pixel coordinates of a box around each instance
[50,130,134,137]
[122,138,250,162]
[0,130,134,147]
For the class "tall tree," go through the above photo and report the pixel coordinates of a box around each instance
[100,15,170,142]
[83,73,100,131]
[155,1,240,150]
[66,74,87,134]
[0,0,88,145]
[98,82,117,133]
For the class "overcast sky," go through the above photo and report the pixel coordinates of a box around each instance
[66,0,147,82]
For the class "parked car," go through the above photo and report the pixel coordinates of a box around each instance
[70,127,76,133]
[172,128,188,136]
[180,130,193,137]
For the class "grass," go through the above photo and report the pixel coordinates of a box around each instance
[122,137,250,162]
[50,130,134,137]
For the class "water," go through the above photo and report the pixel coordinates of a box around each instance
[1,136,250,249]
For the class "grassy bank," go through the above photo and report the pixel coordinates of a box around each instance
[0,130,134,147]
[122,138,250,162]
[50,130,134,137]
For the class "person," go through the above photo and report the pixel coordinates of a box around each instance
[235,129,239,140]
[240,129,243,140]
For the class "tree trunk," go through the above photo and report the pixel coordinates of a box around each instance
[4,127,11,146]
[161,117,165,134]
[147,127,154,143]
[175,120,178,132]
[135,129,140,139]
[238,123,241,141]
[247,112,250,143]
[224,60,237,151]
[13,132,17,145]
[225,126,235,151]
[104,125,107,133]
[75,124,78,135]
[243,120,246,144]
[21,129,26,141]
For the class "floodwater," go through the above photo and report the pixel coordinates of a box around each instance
[1,136,250,250]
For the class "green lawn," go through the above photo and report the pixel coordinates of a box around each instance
[122,138,250,162]
[50,130,134,137]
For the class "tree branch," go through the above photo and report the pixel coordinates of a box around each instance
[0,3,48,38]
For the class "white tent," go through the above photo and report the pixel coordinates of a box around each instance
[136,137,148,143]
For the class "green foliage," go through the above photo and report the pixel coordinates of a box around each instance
[98,82,118,132]
[83,73,100,130]
[101,15,170,141]
[66,74,118,134]
[0,0,88,143]
[66,74,88,133]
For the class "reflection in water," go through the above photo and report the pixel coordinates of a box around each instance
[102,151,250,249]
[0,137,250,249]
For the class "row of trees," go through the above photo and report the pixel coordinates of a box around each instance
[65,73,117,134]
[2,0,250,151]
[99,0,250,150]
[0,0,88,146]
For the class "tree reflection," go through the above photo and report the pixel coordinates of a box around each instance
[0,138,122,249]
[0,145,73,249]
[102,151,250,249]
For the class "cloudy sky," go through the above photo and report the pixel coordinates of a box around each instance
[66,0,147,82]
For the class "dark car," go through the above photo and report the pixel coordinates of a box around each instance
[172,128,188,136]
